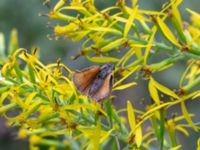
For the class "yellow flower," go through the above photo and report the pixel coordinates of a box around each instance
[18,128,27,139]
[30,135,41,145]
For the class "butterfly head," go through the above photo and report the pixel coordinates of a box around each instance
[100,63,115,74]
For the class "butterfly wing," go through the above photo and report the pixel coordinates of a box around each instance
[72,65,101,95]
[90,73,113,102]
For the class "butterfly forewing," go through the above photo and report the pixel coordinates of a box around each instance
[90,73,113,101]
[72,65,101,95]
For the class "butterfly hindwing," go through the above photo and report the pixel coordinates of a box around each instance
[72,65,101,95]
[90,73,113,101]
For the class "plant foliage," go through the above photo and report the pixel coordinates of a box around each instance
[1,0,200,149]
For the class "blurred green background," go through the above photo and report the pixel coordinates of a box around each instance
[0,0,200,149]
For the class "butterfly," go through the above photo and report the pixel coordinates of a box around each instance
[72,63,115,102]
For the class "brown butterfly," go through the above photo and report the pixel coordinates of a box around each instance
[72,64,115,102]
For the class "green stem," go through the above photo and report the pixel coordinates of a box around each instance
[0,103,18,114]
[151,54,185,72]
[167,121,177,147]
[38,138,69,148]
[182,75,200,92]
[151,116,160,140]
[159,109,165,150]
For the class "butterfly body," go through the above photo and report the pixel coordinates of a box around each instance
[72,64,115,102]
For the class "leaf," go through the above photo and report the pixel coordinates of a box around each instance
[53,0,66,11]
[171,0,186,43]
[59,6,91,16]
[72,31,90,42]
[132,0,138,7]
[135,47,142,59]
[170,145,182,150]
[101,38,125,52]
[186,8,200,19]
[197,138,200,150]
[135,126,142,147]
[114,65,140,87]
[28,64,36,83]
[175,126,189,136]
[0,103,18,114]
[116,48,135,67]
[14,64,23,82]
[124,6,138,37]
[159,109,165,149]
[24,101,43,119]
[100,128,114,143]
[0,92,9,105]
[143,26,157,66]
[150,77,179,99]
[181,101,198,131]
[121,49,135,67]
[113,82,137,91]
[156,17,181,47]
[25,92,38,106]
[88,27,121,34]
[127,101,136,130]
[171,0,183,26]
[179,60,194,87]
[192,90,200,99]
[105,100,113,127]
[86,56,119,63]
[149,78,160,105]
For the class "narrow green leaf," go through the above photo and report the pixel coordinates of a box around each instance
[151,77,179,99]
[101,38,125,52]
[14,64,23,82]
[0,103,18,114]
[114,65,139,87]
[127,101,136,130]
[113,82,136,91]
[105,100,113,128]
[143,26,157,66]
[149,78,160,105]
[157,17,181,47]
[181,101,198,131]
[124,6,138,37]
[159,109,165,150]
[28,64,36,83]
[86,56,119,63]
